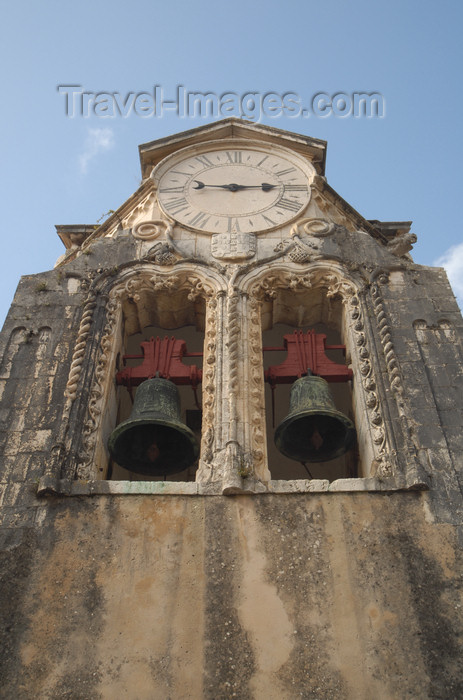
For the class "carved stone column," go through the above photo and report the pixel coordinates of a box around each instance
[200,283,267,494]
[196,289,225,483]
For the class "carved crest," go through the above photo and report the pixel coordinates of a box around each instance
[211,232,256,261]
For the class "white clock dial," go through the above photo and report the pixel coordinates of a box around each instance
[154,146,313,233]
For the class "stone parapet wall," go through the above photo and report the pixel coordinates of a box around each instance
[0,493,461,700]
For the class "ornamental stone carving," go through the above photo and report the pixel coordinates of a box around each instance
[55,234,428,490]
[211,232,256,261]
[291,217,339,239]
[64,293,97,409]
[133,218,173,241]
[386,232,417,258]
[243,262,400,480]
[78,293,121,479]
[288,245,313,264]
[122,189,157,229]
[53,176,428,490]
[75,267,220,480]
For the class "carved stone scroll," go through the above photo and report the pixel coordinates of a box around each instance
[132,219,171,241]
[291,217,338,239]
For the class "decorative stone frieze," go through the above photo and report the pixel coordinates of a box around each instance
[77,294,121,479]
[248,295,267,473]
[197,293,218,467]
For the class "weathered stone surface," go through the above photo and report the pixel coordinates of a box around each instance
[0,494,461,699]
[1,119,463,698]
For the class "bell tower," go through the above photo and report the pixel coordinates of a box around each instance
[1,119,462,698]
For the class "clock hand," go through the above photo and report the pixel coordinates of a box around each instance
[227,183,278,192]
[192,180,237,190]
[192,180,277,192]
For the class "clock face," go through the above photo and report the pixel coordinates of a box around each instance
[154,145,313,233]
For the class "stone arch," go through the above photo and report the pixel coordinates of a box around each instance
[239,260,395,481]
[62,262,225,481]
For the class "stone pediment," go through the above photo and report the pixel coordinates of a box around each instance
[54,119,415,264]
[138,117,327,179]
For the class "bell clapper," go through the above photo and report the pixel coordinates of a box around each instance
[146,441,160,462]
[310,426,324,451]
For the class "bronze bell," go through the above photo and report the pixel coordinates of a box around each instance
[108,377,199,476]
[274,374,356,463]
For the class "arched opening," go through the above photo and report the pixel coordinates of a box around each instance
[96,282,206,481]
[260,284,362,482]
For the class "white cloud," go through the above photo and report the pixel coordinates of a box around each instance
[78,127,115,174]
[434,242,463,309]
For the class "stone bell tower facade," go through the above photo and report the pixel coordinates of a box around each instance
[1,119,462,699]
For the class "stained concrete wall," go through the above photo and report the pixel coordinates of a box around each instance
[1,493,462,700]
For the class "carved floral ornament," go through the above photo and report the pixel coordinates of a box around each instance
[272,218,337,265]
[245,263,358,302]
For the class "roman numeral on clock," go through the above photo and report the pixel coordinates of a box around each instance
[225,151,242,164]
[163,197,190,215]
[261,214,276,226]
[159,186,184,193]
[277,198,302,212]
[284,184,308,192]
[275,167,296,177]
[227,217,241,232]
[188,212,210,229]
[195,155,214,168]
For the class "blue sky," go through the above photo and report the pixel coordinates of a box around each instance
[1,0,462,326]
